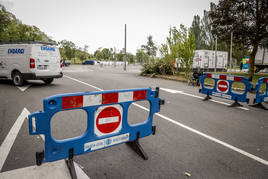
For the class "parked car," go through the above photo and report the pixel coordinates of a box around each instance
[62,59,71,66]
[82,60,95,65]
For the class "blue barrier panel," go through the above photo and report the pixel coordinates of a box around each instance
[253,77,268,110]
[199,73,252,107]
[28,87,164,167]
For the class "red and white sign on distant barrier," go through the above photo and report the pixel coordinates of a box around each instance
[217,80,229,93]
[94,104,123,136]
[61,90,147,109]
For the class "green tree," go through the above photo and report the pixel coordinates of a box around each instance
[59,40,76,62]
[0,4,53,43]
[136,49,149,63]
[160,25,196,78]
[191,15,204,49]
[141,35,158,58]
[101,48,112,60]
[209,0,268,78]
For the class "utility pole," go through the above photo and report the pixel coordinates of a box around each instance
[214,36,218,73]
[229,31,233,73]
[114,46,116,67]
[123,24,127,71]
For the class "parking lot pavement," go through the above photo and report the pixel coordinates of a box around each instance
[0,65,267,178]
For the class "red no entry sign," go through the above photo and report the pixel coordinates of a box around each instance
[217,80,229,93]
[94,104,123,136]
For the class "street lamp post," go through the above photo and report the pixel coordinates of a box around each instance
[229,31,233,73]
[123,24,127,71]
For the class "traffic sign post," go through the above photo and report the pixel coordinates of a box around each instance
[28,87,164,178]
[199,73,252,107]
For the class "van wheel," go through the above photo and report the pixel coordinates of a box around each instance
[43,78,54,84]
[12,71,24,86]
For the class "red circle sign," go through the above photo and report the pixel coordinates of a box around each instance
[217,80,229,93]
[96,106,122,134]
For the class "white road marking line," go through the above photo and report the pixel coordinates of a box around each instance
[0,107,89,178]
[64,75,103,91]
[161,88,249,111]
[17,85,31,92]
[65,75,268,166]
[0,160,89,179]
[0,108,30,171]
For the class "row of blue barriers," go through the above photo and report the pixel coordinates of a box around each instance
[199,73,268,109]
[28,87,164,179]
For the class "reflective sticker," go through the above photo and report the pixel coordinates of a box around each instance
[227,76,234,81]
[84,133,129,152]
[133,90,147,100]
[102,93,118,104]
[32,117,36,132]
[62,96,83,109]
[212,92,232,99]
[118,92,133,102]
[234,76,242,82]
[83,94,102,107]
[212,74,220,79]
[98,116,119,125]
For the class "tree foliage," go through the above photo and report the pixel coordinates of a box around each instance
[136,49,149,63]
[209,0,268,77]
[141,35,157,57]
[0,4,53,42]
[159,25,196,78]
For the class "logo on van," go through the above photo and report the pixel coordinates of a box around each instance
[8,49,24,54]
[41,46,55,51]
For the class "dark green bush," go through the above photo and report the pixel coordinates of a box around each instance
[141,59,174,76]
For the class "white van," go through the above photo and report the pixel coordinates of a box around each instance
[0,42,63,86]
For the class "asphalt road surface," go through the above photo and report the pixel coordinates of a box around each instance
[0,64,267,179]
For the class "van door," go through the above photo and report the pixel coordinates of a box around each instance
[0,46,6,77]
[31,44,61,77]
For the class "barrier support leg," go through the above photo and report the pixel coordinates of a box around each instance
[250,103,268,110]
[65,148,77,179]
[36,151,44,166]
[229,98,243,107]
[126,132,148,160]
[203,92,211,101]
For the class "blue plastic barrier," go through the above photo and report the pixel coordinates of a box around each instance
[253,77,268,110]
[199,73,252,107]
[28,87,164,168]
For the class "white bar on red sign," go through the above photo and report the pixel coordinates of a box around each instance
[118,92,133,102]
[212,74,220,79]
[98,116,119,125]
[227,76,234,81]
[83,94,102,107]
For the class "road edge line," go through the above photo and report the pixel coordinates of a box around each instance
[0,108,30,171]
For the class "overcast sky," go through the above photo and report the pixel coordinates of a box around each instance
[2,0,218,54]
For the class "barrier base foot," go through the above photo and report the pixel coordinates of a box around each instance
[229,100,243,108]
[250,103,268,110]
[65,148,77,179]
[126,133,148,160]
[203,95,211,101]
[36,151,44,166]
